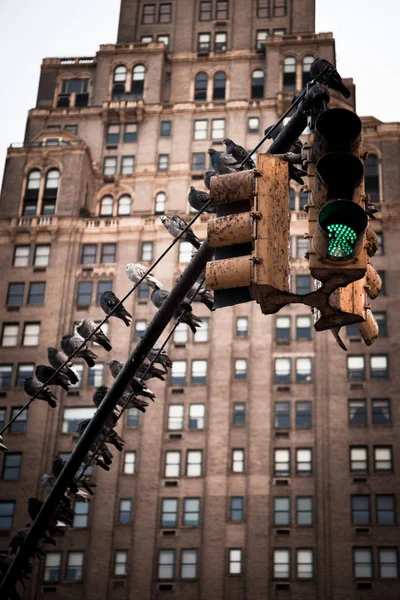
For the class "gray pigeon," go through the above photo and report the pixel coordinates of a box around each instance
[61,335,98,368]
[204,170,217,190]
[309,58,351,98]
[147,342,173,373]
[47,347,79,384]
[40,473,56,495]
[35,365,70,392]
[126,262,163,290]
[151,288,202,334]
[24,377,57,408]
[185,282,214,311]
[106,360,155,400]
[99,291,132,327]
[223,138,255,170]
[207,148,240,174]
[76,419,114,465]
[188,186,216,213]
[76,319,112,351]
[160,215,201,249]
[264,124,307,185]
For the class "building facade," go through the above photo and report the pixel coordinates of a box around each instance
[0,1,399,599]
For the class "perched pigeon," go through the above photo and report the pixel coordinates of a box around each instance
[28,497,73,528]
[223,138,255,170]
[188,186,215,213]
[61,335,98,368]
[40,473,56,495]
[35,365,70,392]
[185,282,214,311]
[0,435,8,454]
[204,170,217,190]
[126,262,163,290]
[147,343,173,373]
[151,288,202,334]
[76,419,114,464]
[47,347,79,384]
[208,148,240,174]
[24,377,57,408]
[99,291,132,327]
[9,525,55,556]
[92,386,110,408]
[138,361,166,382]
[309,57,351,98]
[264,124,307,184]
[107,360,156,400]
[160,215,201,249]
[76,319,112,352]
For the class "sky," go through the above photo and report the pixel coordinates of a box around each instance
[0,0,398,188]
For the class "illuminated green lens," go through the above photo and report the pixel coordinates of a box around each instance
[326,223,357,258]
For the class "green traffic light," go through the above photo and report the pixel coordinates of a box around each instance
[326,223,358,258]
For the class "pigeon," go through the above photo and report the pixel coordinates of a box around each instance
[107,360,156,400]
[185,282,214,311]
[28,497,73,528]
[160,215,201,249]
[147,343,173,373]
[223,138,255,170]
[47,347,79,384]
[52,456,85,497]
[309,58,351,98]
[35,365,70,392]
[76,420,114,464]
[92,386,110,408]
[188,186,216,213]
[40,473,56,495]
[0,435,7,454]
[9,525,55,556]
[61,334,98,367]
[208,148,240,174]
[151,288,202,334]
[76,319,112,352]
[264,124,308,184]
[204,170,217,190]
[137,361,166,381]
[24,377,57,408]
[366,202,379,220]
[126,263,163,290]
[99,291,132,327]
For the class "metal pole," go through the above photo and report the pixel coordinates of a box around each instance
[0,240,214,599]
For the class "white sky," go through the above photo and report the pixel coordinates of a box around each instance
[0,0,398,188]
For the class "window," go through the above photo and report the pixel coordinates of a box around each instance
[142,4,155,23]
[100,243,116,264]
[194,72,208,101]
[364,155,379,203]
[87,363,104,387]
[228,549,242,574]
[100,195,113,216]
[138,284,149,301]
[296,236,309,259]
[181,549,198,579]
[351,495,370,524]
[62,407,95,434]
[6,283,24,306]
[230,497,243,521]
[81,244,97,264]
[186,450,202,477]
[257,0,270,17]
[174,323,188,344]
[64,124,78,134]
[370,355,388,379]
[119,499,132,523]
[283,57,296,92]
[168,404,184,430]
[2,453,22,480]
[379,548,398,578]
[103,157,117,175]
[44,552,61,582]
[41,169,59,214]
[289,189,296,210]
[73,501,89,528]
[274,0,287,16]
[347,356,365,380]
[215,32,227,52]
[22,322,40,346]
[77,281,93,305]
[376,495,396,525]
[0,501,15,529]
[296,497,313,525]
[353,548,372,578]
[139,242,153,263]
[233,403,246,425]
[346,323,360,338]
[121,156,135,175]
[251,70,264,99]
[171,360,186,385]
[296,358,312,383]
[16,364,34,387]
[296,401,312,428]
[275,358,291,383]
[159,3,171,22]
[256,29,268,51]
[296,274,311,294]
[13,245,30,267]
[165,451,180,477]
[274,402,290,428]
[66,552,84,581]
[274,497,290,526]
[189,404,205,429]
[194,120,208,140]
[0,365,12,389]
[23,170,40,215]
[374,446,392,472]
[193,318,209,342]
[106,124,120,144]
[158,154,169,171]
[302,56,314,87]
[213,71,226,100]
[191,360,207,384]
[118,194,131,215]
[124,452,136,474]
[234,358,247,379]
[350,447,368,473]
[378,270,386,295]
[276,316,290,341]
[248,117,259,133]
[372,398,391,425]
[114,551,128,576]
[375,312,387,336]
[178,240,192,263]
[200,1,212,20]
[2,324,19,347]
[0,408,4,429]
[375,232,384,256]
[158,550,175,579]
[236,316,248,337]
[191,152,206,170]
[296,448,312,475]
[348,399,367,426]
[28,282,45,305]
[296,316,312,340]
[34,245,50,266]
[297,549,313,579]
[211,118,225,139]
[160,121,171,138]
[97,281,112,304]
[157,34,170,47]
[198,33,211,53]
[232,449,244,473]
[183,498,200,526]
[10,407,28,433]
[124,123,137,142]
[274,449,290,476]
[161,498,178,527]
[134,320,146,341]
[127,407,139,427]
[274,549,290,579]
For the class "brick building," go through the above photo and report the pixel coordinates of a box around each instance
[0,0,399,599]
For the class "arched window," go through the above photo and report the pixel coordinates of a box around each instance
[155,192,166,215]
[302,56,314,87]
[194,72,208,101]
[42,169,60,215]
[132,65,146,99]
[113,65,127,99]
[100,195,113,216]
[23,170,41,215]
[364,155,380,203]
[283,57,296,92]
[213,71,226,100]
[251,70,264,99]
[118,195,132,216]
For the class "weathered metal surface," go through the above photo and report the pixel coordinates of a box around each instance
[365,262,382,299]
[366,224,379,257]
[357,310,379,346]
[210,170,255,205]
[206,256,251,290]
[207,212,252,248]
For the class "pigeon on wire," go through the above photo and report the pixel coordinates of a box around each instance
[309,57,351,98]
[76,319,112,351]
[160,215,201,249]
[185,281,214,311]
[204,170,217,190]
[52,456,97,496]
[223,138,255,170]
[208,148,240,174]
[151,288,202,334]
[99,290,132,327]
[93,385,149,413]
[264,124,308,185]
[76,419,114,466]
[9,524,55,557]
[47,347,79,384]
[147,342,173,373]
[77,416,125,452]
[35,365,70,392]
[107,360,156,400]
[126,262,163,290]
[61,335,98,367]
[0,435,8,454]
[138,360,166,382]
[28,497,74,529]
[188,186,216,213]
[24,377,57,408]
